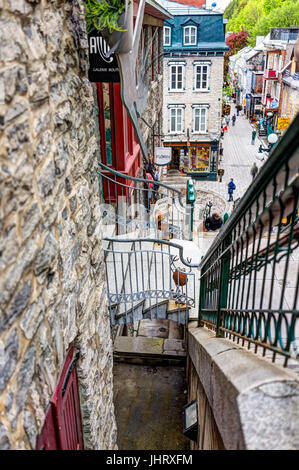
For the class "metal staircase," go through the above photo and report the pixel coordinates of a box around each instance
[98,163,200,328]
[104,238,199,326]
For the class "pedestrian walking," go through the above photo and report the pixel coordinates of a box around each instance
[251,128,257,145]
[146,171,154,205]
[236,106,240,116]
[227,178,236,202]
[225,115,230,127]
[250,162,258,180]
[153,166,160,200]
[232,114,236,126]
[145,154,154,176]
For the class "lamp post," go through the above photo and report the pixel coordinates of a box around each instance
[210,129,221,179]
[256,132,278,161]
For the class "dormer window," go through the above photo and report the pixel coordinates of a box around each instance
[184,26,197,46]
[164,26,171,46]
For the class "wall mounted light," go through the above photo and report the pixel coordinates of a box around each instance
[182,400,198,442]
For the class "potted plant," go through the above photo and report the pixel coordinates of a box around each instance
[84,0,133,53]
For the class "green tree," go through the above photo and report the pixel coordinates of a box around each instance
[226,0,299,45]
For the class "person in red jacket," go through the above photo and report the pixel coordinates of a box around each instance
[146,171,154,205]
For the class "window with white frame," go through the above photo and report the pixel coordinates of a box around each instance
[169,64,184,91]
[194,64,210,90]
[169,106,184,133]
[164,26,171,46]
[184,26,197,45]
[193,106,208,133]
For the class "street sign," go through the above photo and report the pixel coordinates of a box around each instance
[88,31,120,83]
[155,147,171,166]
[277,117,291,130]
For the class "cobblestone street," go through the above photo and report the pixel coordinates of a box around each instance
[194,103,265,205]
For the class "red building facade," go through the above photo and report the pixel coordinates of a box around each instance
[97,0,170,202]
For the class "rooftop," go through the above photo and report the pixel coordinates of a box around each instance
[162,0,222,15]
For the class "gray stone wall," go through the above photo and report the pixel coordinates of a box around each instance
[0,0,117,449]
[139,23,164,157]
[188,324,299,450]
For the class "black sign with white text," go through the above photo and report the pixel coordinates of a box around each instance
[88,31,120,83]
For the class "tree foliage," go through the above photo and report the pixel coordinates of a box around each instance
[224,0,299,45]
[224,29,250,79]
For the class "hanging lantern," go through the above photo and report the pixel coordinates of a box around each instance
[173,269,187,286]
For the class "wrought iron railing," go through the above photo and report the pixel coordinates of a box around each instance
[198,113,299,366]
[97,162,192,240]
[104,238,199,325]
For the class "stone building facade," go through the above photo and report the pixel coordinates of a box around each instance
[162,1,228,180]
[0,0,117,449]
[139,13,165,161]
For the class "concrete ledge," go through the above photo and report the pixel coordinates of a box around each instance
[188,325,299,450]
[114,336,186,365]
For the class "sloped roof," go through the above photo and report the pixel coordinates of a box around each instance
[167,0,206,6]
[163,0,220,14]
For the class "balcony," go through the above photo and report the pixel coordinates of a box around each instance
[264,69,278,79]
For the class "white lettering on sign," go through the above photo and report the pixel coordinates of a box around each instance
[155,147,171,166]
[89,36,113,64]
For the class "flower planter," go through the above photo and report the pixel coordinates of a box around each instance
[100,0,133,54]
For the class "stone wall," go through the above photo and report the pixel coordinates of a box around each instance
[0,0,117,449]
[139,23,164,158]
[187,324,299,450]
[163,56,224,143]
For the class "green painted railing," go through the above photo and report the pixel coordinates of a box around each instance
[199,113,299,366]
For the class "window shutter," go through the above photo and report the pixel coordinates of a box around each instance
[36,403,59,450]
[36,346,84,450]
[53,347,83,450]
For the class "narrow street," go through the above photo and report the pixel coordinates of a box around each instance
[0,0,298,453]
[193,103,264,203]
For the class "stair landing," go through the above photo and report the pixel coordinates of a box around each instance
[114,319,186,363]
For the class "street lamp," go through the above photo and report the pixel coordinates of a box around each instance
[256,132,278,161]
[268,133,278,145]
[209,130,221,174]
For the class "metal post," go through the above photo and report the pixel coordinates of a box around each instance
[186,179,195,241]
[216,238,231,337]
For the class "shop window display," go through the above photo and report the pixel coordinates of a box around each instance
[188,146,210,172]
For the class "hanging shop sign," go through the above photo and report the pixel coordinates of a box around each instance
[270,99,279,108]
[88,31,120,83]
[155,147,172,166]
[277,117,291,130]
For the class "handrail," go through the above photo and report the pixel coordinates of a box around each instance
[199,113,299,270]
[98,162,185,208]
[104,237,200,268]
[97,161,192,240]
[104,237,199,325]
[198,113,299,366]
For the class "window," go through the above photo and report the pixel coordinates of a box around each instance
[169,106,184,133]
[164,26,171,46]
[194,64,209,90]
[169,64,184,91]
[184,26,197,45]
[193,107,208,133]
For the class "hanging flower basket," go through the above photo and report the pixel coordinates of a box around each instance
[85,0,133,54]
[173,270,187,287]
